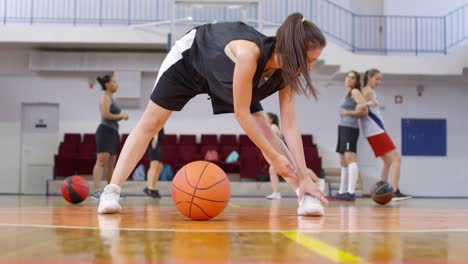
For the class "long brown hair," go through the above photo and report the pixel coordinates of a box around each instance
[276,13,326,98]
[346,70,361,97]
[363,68,380,87]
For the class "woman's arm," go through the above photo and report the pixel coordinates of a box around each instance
[362,88,379,107]
[278,86,307,179]
[340,89,369,117]
[279,86,327,203]
[230,40,296,178]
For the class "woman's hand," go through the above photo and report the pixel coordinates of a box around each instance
[270,154,297,179]
[339,109,348,117]
[121,113,129,120]
[305,168,319,182]
[366,100,379,107]
[298,176,328,205]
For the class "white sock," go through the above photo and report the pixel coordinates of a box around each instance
[105,184,121,193]
[339,167,348,194]
[347,162,359,194]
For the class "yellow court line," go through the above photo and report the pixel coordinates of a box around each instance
[281,231,370,264]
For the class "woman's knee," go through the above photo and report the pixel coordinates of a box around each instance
[392,151,402,164]
[140,102,171,134]
[95,154,109,167]
[150,161,161,169]
[344,153,356,165]
[339,159,347,167]
[381,154,393,167]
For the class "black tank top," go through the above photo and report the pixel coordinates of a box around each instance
[189,22,285,114]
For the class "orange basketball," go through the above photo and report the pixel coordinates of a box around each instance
[171,161,231,220]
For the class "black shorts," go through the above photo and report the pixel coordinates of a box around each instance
[96,124,119,155]
[147,140,162,161]
[336,126,359,153]
[150,30,263,115]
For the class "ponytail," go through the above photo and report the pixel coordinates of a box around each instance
[276,13,326,98]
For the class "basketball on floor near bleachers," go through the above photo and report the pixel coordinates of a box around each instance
[171,161,231,220]
[370,180,394,205]
[61,175,89,204]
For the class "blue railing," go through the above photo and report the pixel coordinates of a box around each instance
[0,0,466,55]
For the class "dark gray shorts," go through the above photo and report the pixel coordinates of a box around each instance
[95,124,119,155]
[336,125,359,153]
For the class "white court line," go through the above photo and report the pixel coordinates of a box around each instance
[0,223,468,233]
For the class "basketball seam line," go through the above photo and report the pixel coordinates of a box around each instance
[189,202,211,218]
[193,177,227,190]
[172,183,229,203]
[373,184,391,196]
[188,161,211,218]
[175,201,211,218]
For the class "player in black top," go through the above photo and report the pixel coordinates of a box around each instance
[99,13,328,216]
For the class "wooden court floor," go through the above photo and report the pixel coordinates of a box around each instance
[0,196,467,264]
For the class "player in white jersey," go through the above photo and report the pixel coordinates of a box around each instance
[360,69,412,201]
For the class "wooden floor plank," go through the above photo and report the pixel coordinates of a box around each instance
[0,196,467,263]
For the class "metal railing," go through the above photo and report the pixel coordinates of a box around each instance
[0,0,466,55]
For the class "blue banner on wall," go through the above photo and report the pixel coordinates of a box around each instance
[402,118,447,156]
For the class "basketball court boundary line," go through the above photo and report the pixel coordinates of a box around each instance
[282,231,368,263]
[1,223,468,234]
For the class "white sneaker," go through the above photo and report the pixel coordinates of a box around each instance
[266,192,282,200]
[297,194,324,216]
[98,184,122,214]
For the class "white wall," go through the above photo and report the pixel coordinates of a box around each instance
[329,0,384,15]
[0,48,467,197]
[384,0,468,16]
[329,0,468,16]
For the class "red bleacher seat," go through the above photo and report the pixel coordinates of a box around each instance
[177,145,200,171]
[83,133,96,145]
[161,145,178,172]
[304,146,321,175]
[179,134,196,145]
[201,134,218,146]
[239,146,260,179]
[76,144,96,174]
[162,134,177,146]
[63,133,81,144]
[301,134,314,147]
[239,135,254,147]
[220,134,237,146]
[54,143,78,177]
